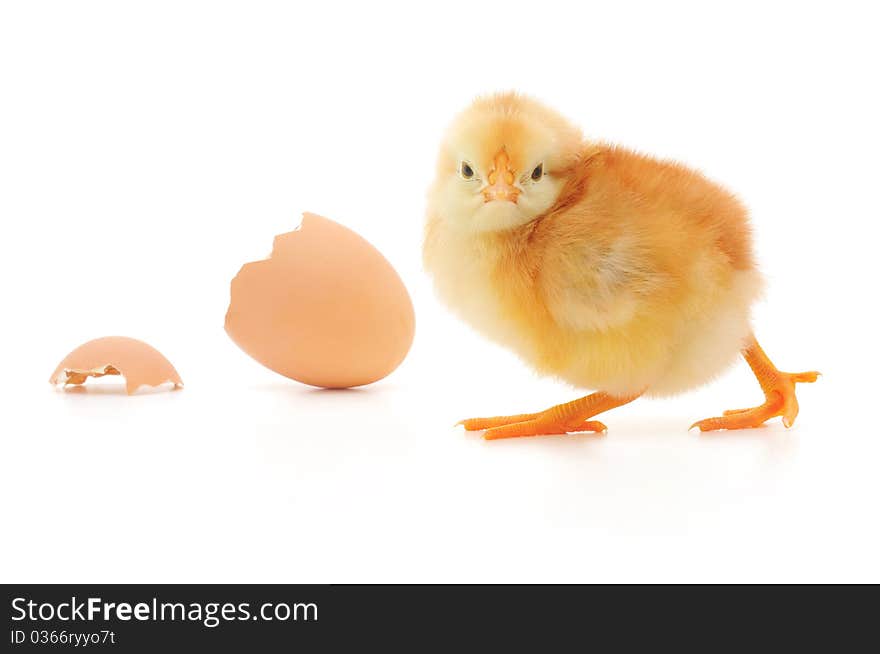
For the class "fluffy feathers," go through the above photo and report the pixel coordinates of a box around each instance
[424,92,762,397]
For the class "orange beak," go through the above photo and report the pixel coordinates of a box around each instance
[483,150,520,203]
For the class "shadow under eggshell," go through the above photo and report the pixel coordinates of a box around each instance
[224,212,415,389]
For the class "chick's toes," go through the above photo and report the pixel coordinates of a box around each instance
[483,419,608,440]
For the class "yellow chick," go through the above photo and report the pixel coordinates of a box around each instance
[424,92,818,438]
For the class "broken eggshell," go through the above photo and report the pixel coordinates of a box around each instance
[50,336,183,395]
[225,212,415,389]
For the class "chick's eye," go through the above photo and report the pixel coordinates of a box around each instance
[460,162,474,179]
[531,163,544,181]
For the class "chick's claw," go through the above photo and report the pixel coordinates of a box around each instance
[483,420,567,440]
[691,401,782,432]
[482,418,607,440]
[458,391,635,440]
[692,368,819,432]
[457,413,540,431]
[458,413,605,439]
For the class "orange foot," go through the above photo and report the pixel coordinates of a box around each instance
[692,336,819,432]
[458,391,638,440]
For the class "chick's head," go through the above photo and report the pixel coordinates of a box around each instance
[430,92,583,233]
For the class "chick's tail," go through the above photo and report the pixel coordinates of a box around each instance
[691,334,819,432]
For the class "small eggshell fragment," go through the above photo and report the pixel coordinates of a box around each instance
[225,212,415,388]
[49,336,183,395]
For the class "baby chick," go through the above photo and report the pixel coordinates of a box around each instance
[424,92,817,438]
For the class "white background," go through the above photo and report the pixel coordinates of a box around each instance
[1,1,878,583]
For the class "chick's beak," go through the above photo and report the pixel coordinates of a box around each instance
[483,150,520,203]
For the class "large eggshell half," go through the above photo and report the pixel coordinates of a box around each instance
[224,213,415,388]
[50,336,183,394]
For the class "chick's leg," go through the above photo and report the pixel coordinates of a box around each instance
[691,335,819,432]
[459,391,639,440]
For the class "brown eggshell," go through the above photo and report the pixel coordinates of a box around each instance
[49,336,183,395]
[225,212,415,388]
